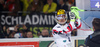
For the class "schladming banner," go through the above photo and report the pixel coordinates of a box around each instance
[0,13,56,37]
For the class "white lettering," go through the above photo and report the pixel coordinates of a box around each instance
[39,15,48,25]
[1,15,5,25]
[32,15,39,25]
[12,16,18,25]
[19,16,23,24]
[6,16,11,25]
[52,15,55,25]
[48,15,51,25]
[24,15,32,24]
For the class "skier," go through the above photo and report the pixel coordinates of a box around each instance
[52,9,82,47]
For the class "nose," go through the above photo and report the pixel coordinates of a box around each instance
[60,19,65,21]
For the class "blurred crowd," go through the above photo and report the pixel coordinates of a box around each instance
[0,0,76,38]
[0,24,53,38]
[0,25,77,38]
[0,24,77,38]
[0,0,75,16]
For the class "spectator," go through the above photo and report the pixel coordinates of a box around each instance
[0,31,5,38]
[3,28,12,38]
[42,0,58,5]
[0,26,5,38]
[27,0,43,13]
[40,28,49,37]
[2,26,7,38]
[53,0,59,5]
[2,26,17,38]
[67,0,75,9]
[22,24,29,32]
[19,29,26,38]
[4,0,22,16]
[41,0,47,5]
[0,0,4,15]
[17,24,29,32]
[6,28,11,38]
[9,31,16,38]
[26,31,33,38]
[23,32,27,38]
[14,33,23,38]
[68,0,75,5]
[57,0,69,11]
[49,31,53,37]
[18,24,29,38]
[14,25,19,32]
[37,31,41,37]
[21,0,33,16]
[3,26,6,32]
[85,18,100,47]
[8,27,17,38]
[43,0,57,14]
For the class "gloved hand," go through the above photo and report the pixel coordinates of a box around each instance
[70,6,84,19]
[69,11,75,22]
[69,12,75,19]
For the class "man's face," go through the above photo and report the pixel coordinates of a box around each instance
[27,32,33,38]
[3,26,6,30]
[42,30,49,37]
[58,18,66,24]
[57,14,67,24]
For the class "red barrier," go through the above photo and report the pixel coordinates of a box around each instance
[0,42,39,47]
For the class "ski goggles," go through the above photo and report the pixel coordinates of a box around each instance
[56,14,67,20]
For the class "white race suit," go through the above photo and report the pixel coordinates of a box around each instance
[52,19,82,47]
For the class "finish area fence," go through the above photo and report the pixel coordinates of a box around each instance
[0,36,87,47]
